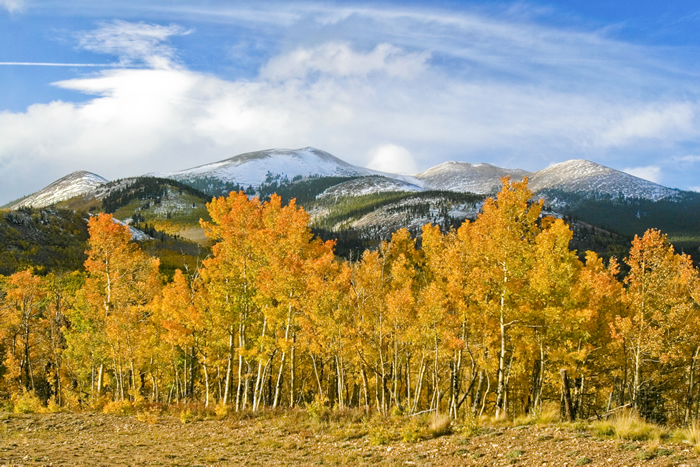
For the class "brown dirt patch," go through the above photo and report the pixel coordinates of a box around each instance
[1,412,699,466]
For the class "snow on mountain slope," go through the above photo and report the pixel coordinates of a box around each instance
[156,147,383,187]
[415,162,531,194]
[6,150,682,216]
[317,176,423,199]
[109,216,151,241]
[529,159,679,201]
[309,194,482,240]
[413,159,679,202]
[10,171,108,209]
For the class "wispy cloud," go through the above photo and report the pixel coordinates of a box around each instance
[0,0,25,13]
[674,155,700,163]
[600,103,698,147]
[262,42,429,80]
[77,20,191,69]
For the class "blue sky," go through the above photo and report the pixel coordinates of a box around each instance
[1,1,700,203]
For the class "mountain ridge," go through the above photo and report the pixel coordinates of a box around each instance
[3,147,698,268]
[3,147,685,211]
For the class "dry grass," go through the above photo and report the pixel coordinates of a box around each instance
[513,401,560,426]
[671,420,700,452]
[592,409,664,441]
[428,413,452,437]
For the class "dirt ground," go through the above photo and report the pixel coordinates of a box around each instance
[2,411,700,466]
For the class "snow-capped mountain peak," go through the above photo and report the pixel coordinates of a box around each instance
[528,159,678,200]
[155,147,378,187]
[10,171,108,210]
[415,161,532,194]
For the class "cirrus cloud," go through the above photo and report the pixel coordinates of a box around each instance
[78,20,192,69]
[261,42,430,80]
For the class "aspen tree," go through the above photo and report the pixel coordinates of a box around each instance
[78,214,160,401]
[612,229,700,418]
[201,192,263,410]
[470,177,542,419]
[1,270,46,394]
[526,218,581,413]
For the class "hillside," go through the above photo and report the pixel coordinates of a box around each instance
[544,190,700,264]
[52,176,213,244]
[0,207,89,275]
[0,206,207,278]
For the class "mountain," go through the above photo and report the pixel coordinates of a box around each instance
[59,177,212,244]
[415,162,530,194]
[7,171,108,210]
[529,159,679,202]
[414,159,679,202]
[10,150,680,213]
[155,147,381,189]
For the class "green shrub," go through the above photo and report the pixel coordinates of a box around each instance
[505,449,524,459]
[369,425,390,445]
[179,408,194,424]
[305,395,330,424]
[12,390,44,414]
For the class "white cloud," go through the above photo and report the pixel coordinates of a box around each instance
[367,144,418,174]
[623,166,662,183]
[600,104,698,147]
[261,42,429,80]
[78,20,191,69]
[690,186,700,193]
[0,0,24,13]
[674,155,700,163]
[4,7,700,200]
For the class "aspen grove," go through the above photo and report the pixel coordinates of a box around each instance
[1,177,699,424]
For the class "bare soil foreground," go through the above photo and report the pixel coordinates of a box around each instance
[2,410,700,466]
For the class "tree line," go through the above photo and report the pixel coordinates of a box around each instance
[1,177,699,424]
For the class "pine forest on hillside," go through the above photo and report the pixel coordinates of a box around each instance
[1,177,700,427]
